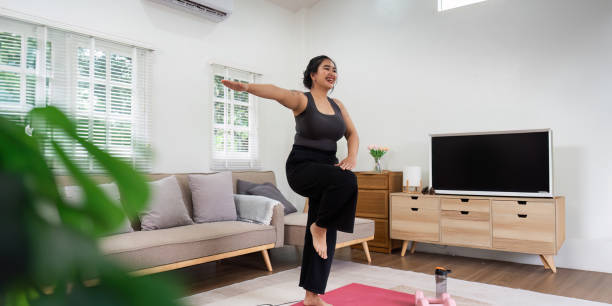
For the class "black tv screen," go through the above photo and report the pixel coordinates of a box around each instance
[430,130,552,197]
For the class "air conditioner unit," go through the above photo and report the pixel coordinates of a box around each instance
[152,0,233,22]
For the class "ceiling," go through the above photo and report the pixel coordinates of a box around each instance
[266,0,321,12]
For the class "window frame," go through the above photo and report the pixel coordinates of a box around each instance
[0,16,152,174]
[210,64,260,170]
[0,24,41,116]
[72,39,137,170]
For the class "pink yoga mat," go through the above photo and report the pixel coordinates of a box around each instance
[291,283,416,306]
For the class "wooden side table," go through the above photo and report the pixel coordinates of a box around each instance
[351,170,403,253]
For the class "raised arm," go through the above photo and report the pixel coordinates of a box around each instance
[221,80,306,114]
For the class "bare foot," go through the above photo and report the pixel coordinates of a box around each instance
[304,291,332,306]
[310,223,328,259]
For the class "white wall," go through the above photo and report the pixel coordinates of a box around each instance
[303,0,612,273]
[0,0,304,175]
[3,0,611,273]
[0,0,304,205]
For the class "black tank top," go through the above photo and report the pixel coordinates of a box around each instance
[293,92,346,152]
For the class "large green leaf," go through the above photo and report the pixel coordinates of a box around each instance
[29,107,150,224]
[0,116,63,209]
[50,140,124,235]
[1,108,185,305]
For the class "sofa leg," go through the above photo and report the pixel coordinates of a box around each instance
[261,250,273,272]
[362,242,372,264]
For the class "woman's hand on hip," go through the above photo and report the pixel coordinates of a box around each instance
[222,79,249,92]
[335,156,356,171]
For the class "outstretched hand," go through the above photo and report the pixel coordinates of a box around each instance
[335,156,356,171]
[221,79,249,92]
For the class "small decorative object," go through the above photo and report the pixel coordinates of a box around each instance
[368,145,388,173]
[403,166,422,193]
[421,186,429,194]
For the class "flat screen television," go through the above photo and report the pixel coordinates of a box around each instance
[429,129,553,198]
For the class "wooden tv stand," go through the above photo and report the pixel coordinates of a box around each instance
[390,193,565,273]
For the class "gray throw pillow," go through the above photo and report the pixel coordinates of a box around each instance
[245,182,298,215]
[237,179,259,195]
[64,182,133,235]
[189,172,237,223]
[139,176,194,231]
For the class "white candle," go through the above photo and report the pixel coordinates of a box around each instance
[403,166,422,187]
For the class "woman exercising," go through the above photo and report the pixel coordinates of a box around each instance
[222,55,359,306]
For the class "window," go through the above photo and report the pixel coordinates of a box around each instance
[0,19,48,125]
[0,16,152,173]
[211,64,260,170]
[438,0,487,11]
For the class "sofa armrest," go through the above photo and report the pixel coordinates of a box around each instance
[270,203,284,248]
[234,194,284,248]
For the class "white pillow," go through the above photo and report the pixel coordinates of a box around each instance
[63,182,133,234]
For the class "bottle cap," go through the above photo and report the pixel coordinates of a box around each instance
[435,267,452,275]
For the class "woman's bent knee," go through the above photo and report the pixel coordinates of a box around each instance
[330,170,357,190]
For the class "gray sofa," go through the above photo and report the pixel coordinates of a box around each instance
[284,201,375,263]
[57,171,284,275]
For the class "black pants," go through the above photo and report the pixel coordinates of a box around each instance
[286,145,358,294]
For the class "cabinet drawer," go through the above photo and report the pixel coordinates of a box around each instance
[492,201,555,254]
[391,205,439,242]
[441,210,491,248]
[391,195,440,210]
[356,190,388,218]
[369,219,389,248]
[357,174,388,190]
[441,198,490,213]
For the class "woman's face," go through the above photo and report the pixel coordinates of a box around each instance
[311,59,337,90]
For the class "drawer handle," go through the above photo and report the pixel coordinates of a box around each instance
[410,196,419,200]
[460,198,469,203]
[518,214,528,218]
[411,207,419,211]
[518,201,527,205]
[460,211,469,215]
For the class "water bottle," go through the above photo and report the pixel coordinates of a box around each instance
[435,267,452,298]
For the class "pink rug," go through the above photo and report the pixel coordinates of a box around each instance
[291,283,416,306]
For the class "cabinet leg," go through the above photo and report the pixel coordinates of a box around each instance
[539,255,550,270]
[410,241,417,254]
[401,241,409,256]
[540,255,557,273]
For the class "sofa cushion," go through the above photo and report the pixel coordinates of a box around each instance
[189,172,237,223]
[63,182,133,234]
[55,171,279,230]
[231,171,276,193]
[99,221,276,271]
[283,212,374,246]
[237,180,297,215]
[139,176,194,231]
[236,179,259,195]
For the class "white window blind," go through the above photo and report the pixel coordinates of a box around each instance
[211,64,260,170]
[0,17,46,125]
[0,16,152,173]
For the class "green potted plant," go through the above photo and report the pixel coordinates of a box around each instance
[0,106,185,306]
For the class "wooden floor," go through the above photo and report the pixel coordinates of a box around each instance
[152,246,612,304]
